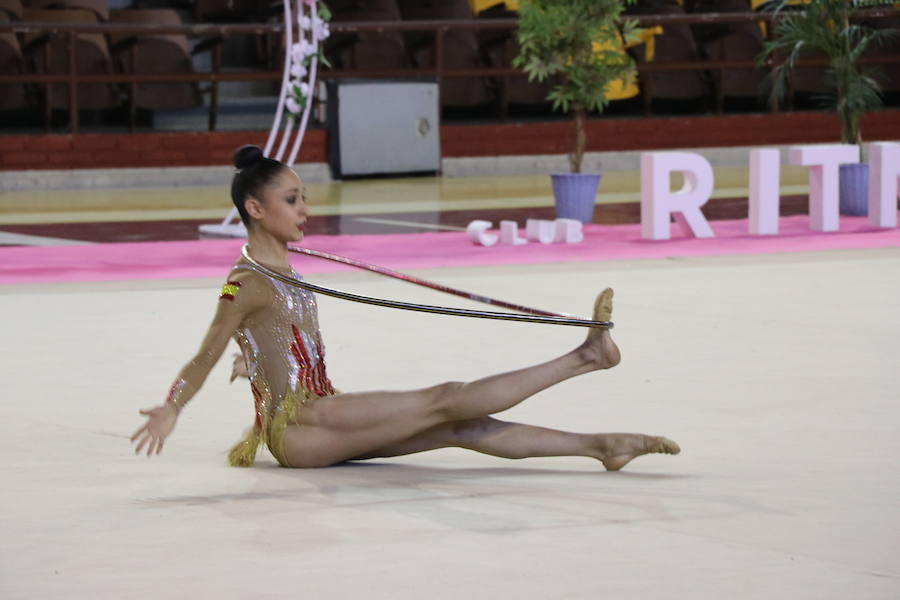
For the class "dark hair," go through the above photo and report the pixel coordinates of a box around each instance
[230,145,286,226]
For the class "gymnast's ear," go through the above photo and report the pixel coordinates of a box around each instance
[244,195,265,221]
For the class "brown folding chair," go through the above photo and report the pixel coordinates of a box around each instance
[194,0,271,23]
[326,0,412,72]
[0,11,29,111]
[789,53,830,107]
[193,0,282,71]
[692,0,767,110]
[22,8,118,116]
[860,14,900,106]
[477,5,557,114]
[627,0,709,111]
[108,9,201,115]
[397,0,493,109]
[24,0,107,21]
[0,0,23,20]
[754,4,829,108]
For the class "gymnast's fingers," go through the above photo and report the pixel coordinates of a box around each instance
[230,353,247,383]
[131,423,148,442]
[146,438,157,457]
[134,433,149,455]
[156,438,164,455]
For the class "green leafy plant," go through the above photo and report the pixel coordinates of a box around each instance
[758,0,898,146]
[513,0,639,173]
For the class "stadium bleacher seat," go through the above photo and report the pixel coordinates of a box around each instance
[397,0,493,109]
[476,4,556,110]
[193,0,265,23]
[108,8,200,111]
[25,0,108,21]
[0,3,29,111]
[22,8,118,111]
[626,0,709,109]
[326,0,412,72]
[0,0,22,20]
[861,12,900,105]
[692,0,766,108]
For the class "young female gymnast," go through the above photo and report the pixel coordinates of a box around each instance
[130,145,680,470]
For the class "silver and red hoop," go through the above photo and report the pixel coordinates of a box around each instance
[240,244,613,329]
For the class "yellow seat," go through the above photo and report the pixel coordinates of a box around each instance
[751,0,817,40]
[751,0,812,8]
[596,26,663,100]
[469,0,519,12]
[471,1,660,102]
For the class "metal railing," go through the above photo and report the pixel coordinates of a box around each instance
[0,8,898,134]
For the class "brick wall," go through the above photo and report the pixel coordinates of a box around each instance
[0,130,326,171]
[1,110,898,171]
[441,111,900,157]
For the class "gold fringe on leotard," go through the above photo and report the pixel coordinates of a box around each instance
[228,423,262,467]
[227,390,304,467]
[264,391,302,467]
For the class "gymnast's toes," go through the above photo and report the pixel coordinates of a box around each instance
[592,287,614,323]
[653,436,681,456]
[600,434,680,471]
[583,287,619,369]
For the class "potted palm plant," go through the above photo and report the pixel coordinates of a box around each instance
[758,0,898,215]
[513,0,639,223]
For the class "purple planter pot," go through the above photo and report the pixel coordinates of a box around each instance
[839,163,869,216]
[551,173,601,224]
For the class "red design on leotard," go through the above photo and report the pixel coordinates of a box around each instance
[290,324,334,396]
[249,382,264,429]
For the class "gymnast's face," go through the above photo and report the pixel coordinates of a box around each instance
[246,168,308,243]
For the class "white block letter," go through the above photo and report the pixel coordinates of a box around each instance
[868,142,900,229]
[641,152,714,240]
[554,218,584,244]
[526,219,555,244]
[788,144,859,232]
[466,220,498,247]
[749,149,781,235]
[500,220,527,245]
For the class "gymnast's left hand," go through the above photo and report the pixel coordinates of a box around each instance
[130,404,177,457]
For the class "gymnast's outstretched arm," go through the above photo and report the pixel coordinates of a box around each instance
[130,269,271,455]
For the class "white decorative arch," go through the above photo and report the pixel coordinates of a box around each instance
[200,0,323,238]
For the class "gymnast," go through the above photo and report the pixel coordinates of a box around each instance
[130,145,680,470]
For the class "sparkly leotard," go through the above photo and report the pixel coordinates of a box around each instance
[165,258,337,467]
[230,263,336,466]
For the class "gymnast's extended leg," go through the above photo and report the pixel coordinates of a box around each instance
[352,417,679,471]
[282,290,674,468]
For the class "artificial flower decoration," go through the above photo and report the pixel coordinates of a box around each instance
[286,1,332,118]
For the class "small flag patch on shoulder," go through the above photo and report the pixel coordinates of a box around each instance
[219,280,243,301]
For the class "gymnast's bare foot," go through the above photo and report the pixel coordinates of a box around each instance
[577,288,621,370]
[596,434,681,471]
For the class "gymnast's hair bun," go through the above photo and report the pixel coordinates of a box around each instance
[233,144,264,170]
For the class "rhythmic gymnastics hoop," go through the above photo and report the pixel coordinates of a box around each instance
[240,244,613,329]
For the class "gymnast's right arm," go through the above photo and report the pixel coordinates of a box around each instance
[130,271,270,456]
